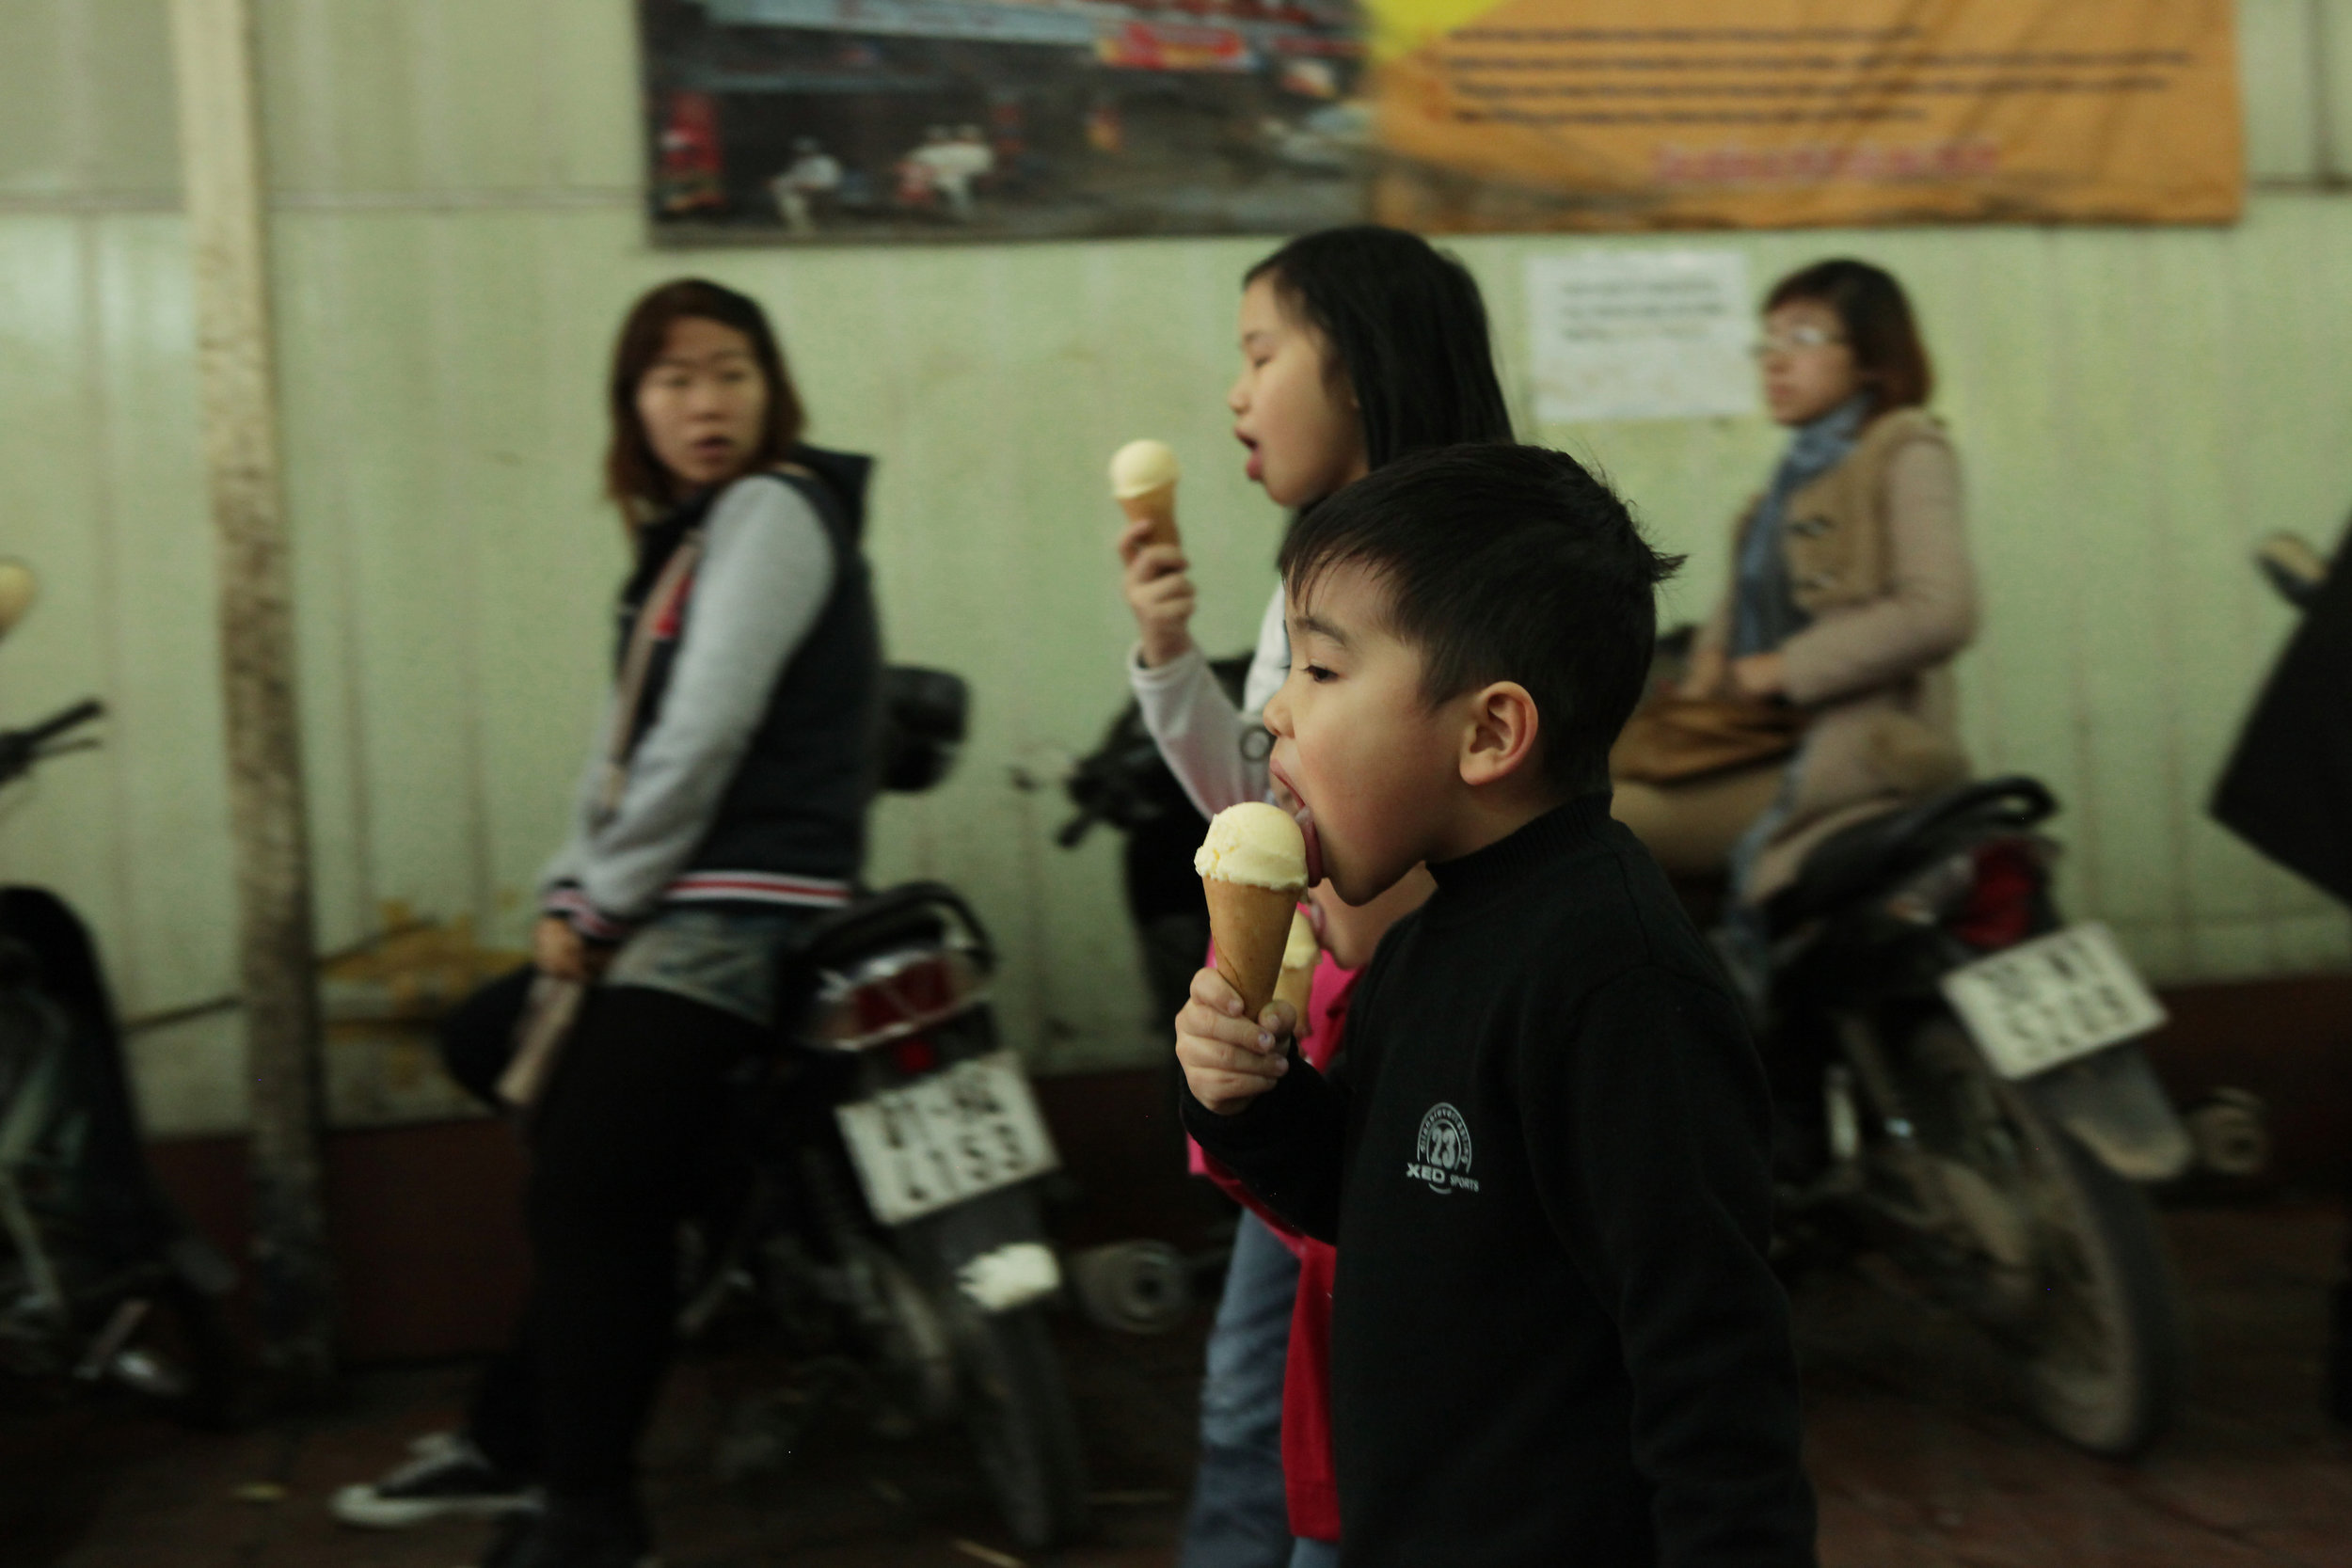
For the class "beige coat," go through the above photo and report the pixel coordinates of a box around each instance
[1696,406,1979,897]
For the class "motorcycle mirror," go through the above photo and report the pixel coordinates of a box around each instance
[0,561,37,641]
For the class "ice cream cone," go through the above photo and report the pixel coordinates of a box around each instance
[1204,878,1299,1022]
[1273,959,1313,1020]
[1111,439,1182,549]
[1272,908,1317,1020]
[1119,483,1180,549]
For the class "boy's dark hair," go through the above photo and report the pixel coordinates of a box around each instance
[606,277,807,523]
[1247,227,1515,467]
[1765,258,1932,417]
[1279,444,1681,792]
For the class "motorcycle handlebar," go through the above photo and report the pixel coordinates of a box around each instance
[0,698,104,788]
[23,699,103,747]
[2254,533,2329,612]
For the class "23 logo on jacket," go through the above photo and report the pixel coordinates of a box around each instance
[1407,1102,1480,1195]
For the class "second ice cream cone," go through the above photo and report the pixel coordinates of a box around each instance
[1273,960,1313,1020]
[1272,908,1317,1020]
[1204,878,1297,1021]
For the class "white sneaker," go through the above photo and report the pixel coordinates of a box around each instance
[330,1432,535,1528]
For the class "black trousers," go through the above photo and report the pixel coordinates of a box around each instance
[531,985,767,1499]
[443,977,767,1500]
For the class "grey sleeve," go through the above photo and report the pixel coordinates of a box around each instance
[569,478,837,933]
[1128,586,1288,818]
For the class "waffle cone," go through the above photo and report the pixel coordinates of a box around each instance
[1119,484,1180,549]
[1203,876,1298,1021]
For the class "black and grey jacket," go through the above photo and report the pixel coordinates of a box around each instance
[540,446,882,942]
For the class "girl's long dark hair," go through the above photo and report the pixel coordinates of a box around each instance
[1246,226,1515,468]
[605,277,807,524]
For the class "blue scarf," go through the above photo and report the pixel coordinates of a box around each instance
[1729,396,1867,658]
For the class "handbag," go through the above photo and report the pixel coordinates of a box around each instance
[1612,694,1805,785]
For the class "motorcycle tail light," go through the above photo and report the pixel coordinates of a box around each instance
[889,1036,939,1076]
[1948,839,2043,950]
[806,946,988,1052]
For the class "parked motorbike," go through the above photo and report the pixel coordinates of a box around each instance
[0,564,239,1423]
[678,666,1093,1550]
[1757,770,2193,1455]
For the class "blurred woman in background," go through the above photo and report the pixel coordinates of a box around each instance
[1613,258,1979,915]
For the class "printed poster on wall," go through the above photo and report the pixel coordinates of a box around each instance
[634,0,2240,242]
[1526,250,1756,423]
[1365,0,2244,230]
[636,0,1369,242]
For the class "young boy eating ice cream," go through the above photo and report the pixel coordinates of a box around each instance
[1178,444,1817,1567]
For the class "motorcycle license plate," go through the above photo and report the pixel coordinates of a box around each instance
[1939,923,2168,1081]
[834,1051,1061,1226]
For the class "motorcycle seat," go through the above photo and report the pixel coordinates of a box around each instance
[1761,775,2057,936]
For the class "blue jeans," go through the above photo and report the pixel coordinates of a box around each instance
[1289,1537,1341,1568]
[1180,1210,1302,1568]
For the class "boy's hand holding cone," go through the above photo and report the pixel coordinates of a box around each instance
[1178,802,1311,1114]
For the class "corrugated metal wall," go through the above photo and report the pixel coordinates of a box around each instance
[0,0,2345,1132]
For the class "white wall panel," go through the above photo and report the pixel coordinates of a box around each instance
[0,0,2346,1135]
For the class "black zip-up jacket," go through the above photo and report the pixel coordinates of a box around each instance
[1185,796,1817,1567]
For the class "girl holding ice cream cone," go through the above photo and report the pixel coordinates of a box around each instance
[1108,226,1511,1568]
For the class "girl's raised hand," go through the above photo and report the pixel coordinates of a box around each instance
[1119,514,1197,667]
[1114,513,1164,571]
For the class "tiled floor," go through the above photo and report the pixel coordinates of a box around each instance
[7,1204,2348,1568]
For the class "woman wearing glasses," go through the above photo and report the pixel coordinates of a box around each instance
[1613,258,1979,906]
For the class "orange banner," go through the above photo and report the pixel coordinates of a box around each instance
[1369,0,2243,230]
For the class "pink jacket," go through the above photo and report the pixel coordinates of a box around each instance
[1191,946,1354,1544]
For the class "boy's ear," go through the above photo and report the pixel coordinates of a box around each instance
[1456,681,1540,788]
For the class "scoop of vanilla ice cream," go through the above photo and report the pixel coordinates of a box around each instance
[1282,909,1318,971]
[1109,438,1181,499]
[1195,801,1308,891]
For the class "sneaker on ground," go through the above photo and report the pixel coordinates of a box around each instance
[330,1431,534,1528]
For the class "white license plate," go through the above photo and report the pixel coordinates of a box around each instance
[834,1050,1061,1226]
[1939,922,2168,1081]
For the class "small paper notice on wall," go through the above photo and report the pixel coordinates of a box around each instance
[1527,250,1757,425]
